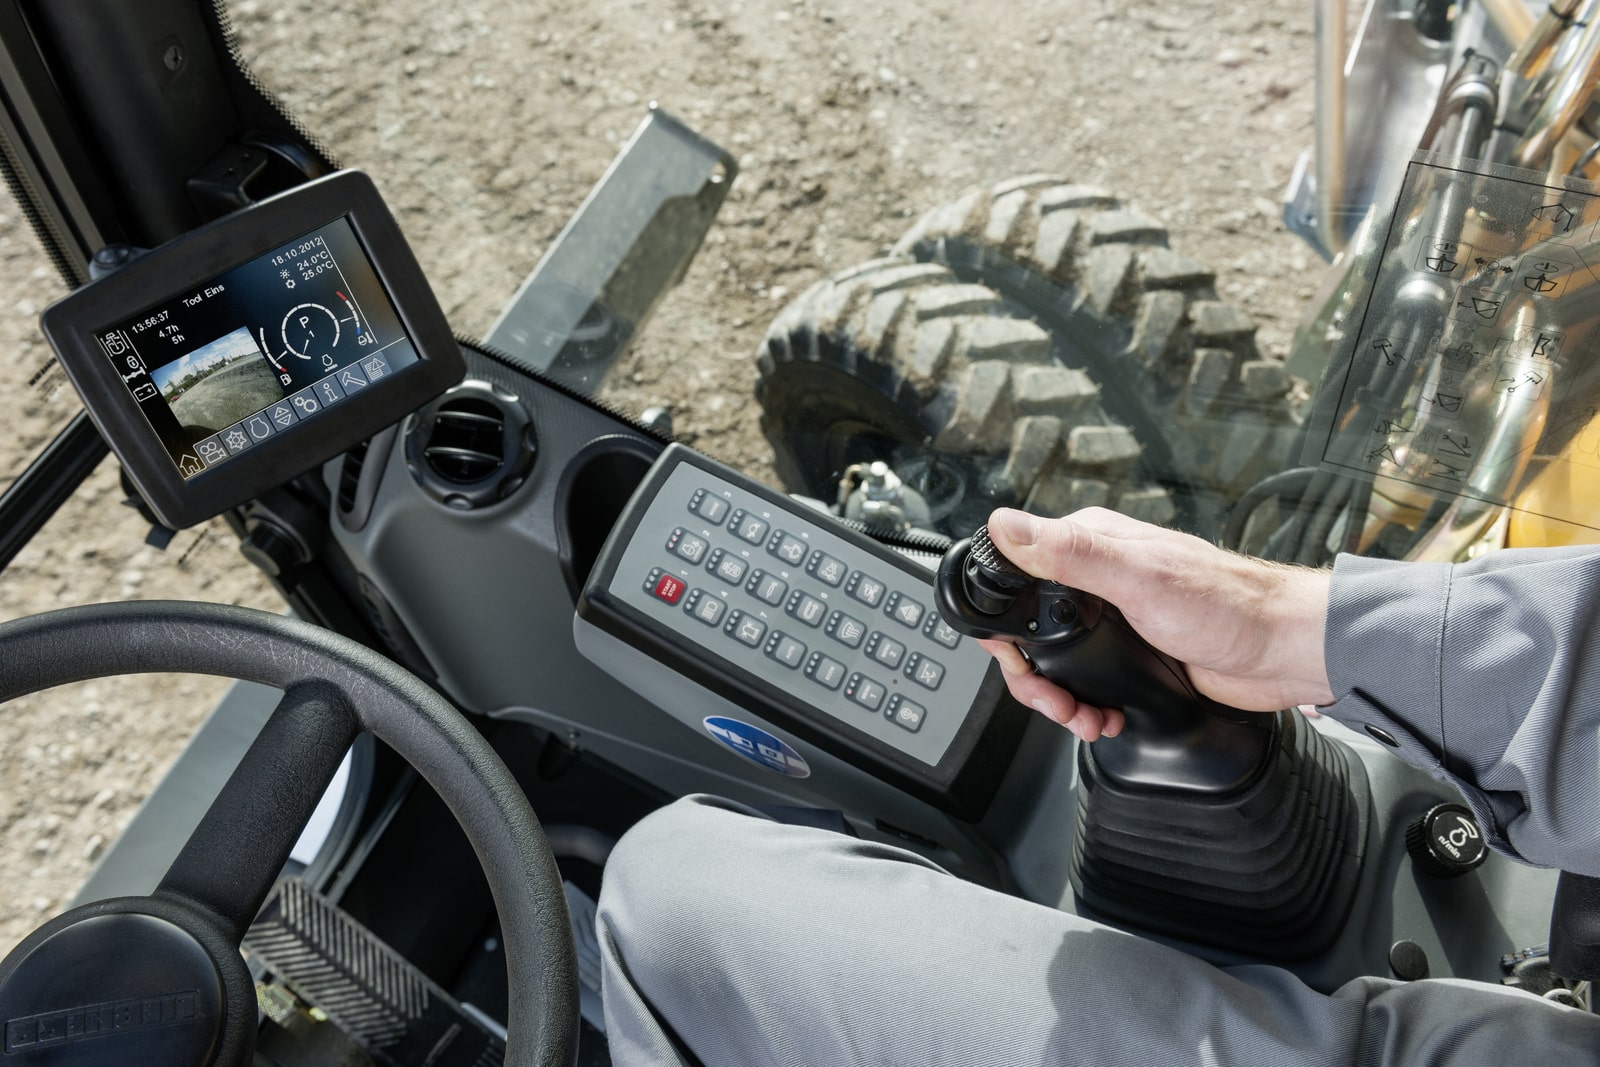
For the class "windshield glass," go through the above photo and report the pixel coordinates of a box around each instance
[237,0,1600,557]
[3,0,1600,950]
[240,0,1333,525]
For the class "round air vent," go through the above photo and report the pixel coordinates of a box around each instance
[405,380,536,509]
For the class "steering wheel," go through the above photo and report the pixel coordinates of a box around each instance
[0,602,577,1066]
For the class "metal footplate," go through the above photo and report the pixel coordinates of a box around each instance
[243,878,505,1067]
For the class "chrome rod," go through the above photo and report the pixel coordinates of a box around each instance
[1481,0,1538,46]
[1505,0,1580,78]
[1315,0,1349,255]
[1514,2,1600,169]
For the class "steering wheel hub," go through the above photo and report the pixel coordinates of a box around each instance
[0,898,238,1065]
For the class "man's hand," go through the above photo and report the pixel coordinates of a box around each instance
[976,507,1335,741]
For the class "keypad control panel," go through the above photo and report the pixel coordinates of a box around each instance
[595,454,994,768]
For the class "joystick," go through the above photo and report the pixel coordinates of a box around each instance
[934,523,1371,958]
[936,526,1273,794]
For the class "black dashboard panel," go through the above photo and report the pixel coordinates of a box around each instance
[41,170,463,528]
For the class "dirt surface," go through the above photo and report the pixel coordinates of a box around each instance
[0,0,1325,954]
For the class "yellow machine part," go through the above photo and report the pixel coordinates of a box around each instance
[1507,410,1600,548]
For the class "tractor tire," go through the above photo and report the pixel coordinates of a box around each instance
[890,176,1303,532]
[755,256,1180,537]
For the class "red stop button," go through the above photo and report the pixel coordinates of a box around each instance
[651,573,685,604]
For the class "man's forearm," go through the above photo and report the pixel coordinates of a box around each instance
[1323,546,1600,872]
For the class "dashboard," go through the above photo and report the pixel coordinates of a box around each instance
[34,170,1563,997]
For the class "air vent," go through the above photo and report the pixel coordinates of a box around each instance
[424,398,505,483]
[405,381,537,510]
[337,438,371,513]
[335,425,401,532]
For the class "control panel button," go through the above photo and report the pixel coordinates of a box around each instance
[805,653,846,690]
[730,509,770,545]
[825,611,867,649]
[925,614,962,650]
[866,631,906,669]
[786,590,827,628]
[690,488,730,524]
[769,531,808,566]
[707,548,748,585]
[747,570,788,606]
[846,673,887,711]
[1048,599,1078,627]
[667,527,708,564]
[683,589,726,627]
[646,569,685,605]
[765,631,807,668]
[887,694,926,733]
[884,591,925,629]
[807,551,847,587]
[847,571,886,607]
[726,610,766,647]
[905,652,945,690]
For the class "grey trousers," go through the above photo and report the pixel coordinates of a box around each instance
[596,795,1600,1066]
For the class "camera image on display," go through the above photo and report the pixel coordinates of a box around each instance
[98,216,419,480]
[148,326,285,436]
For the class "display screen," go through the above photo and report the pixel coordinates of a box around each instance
[95,216,419,479]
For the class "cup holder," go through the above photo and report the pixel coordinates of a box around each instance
[555,435,662,601]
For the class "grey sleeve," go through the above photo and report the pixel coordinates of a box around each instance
[1323,545,1600,872]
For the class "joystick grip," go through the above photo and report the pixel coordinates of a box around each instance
[934,529,1273,795]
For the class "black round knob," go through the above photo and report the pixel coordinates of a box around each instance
[960,526,1033,615]
[239,520,307,578]
[93,244,136,268]
[1388,939,1430,980]
[1405,802,1487,878]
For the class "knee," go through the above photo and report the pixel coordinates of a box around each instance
[596,795,758,956]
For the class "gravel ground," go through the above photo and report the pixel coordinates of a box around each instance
[0,0,1326,954]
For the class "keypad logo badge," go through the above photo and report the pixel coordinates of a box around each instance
[702,717,811,779]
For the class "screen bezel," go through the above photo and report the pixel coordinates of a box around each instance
[41,170,464,529]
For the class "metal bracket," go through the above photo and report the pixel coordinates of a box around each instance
[485,106,736,394]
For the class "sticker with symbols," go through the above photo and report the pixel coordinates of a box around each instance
[1308,154,1600,536]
